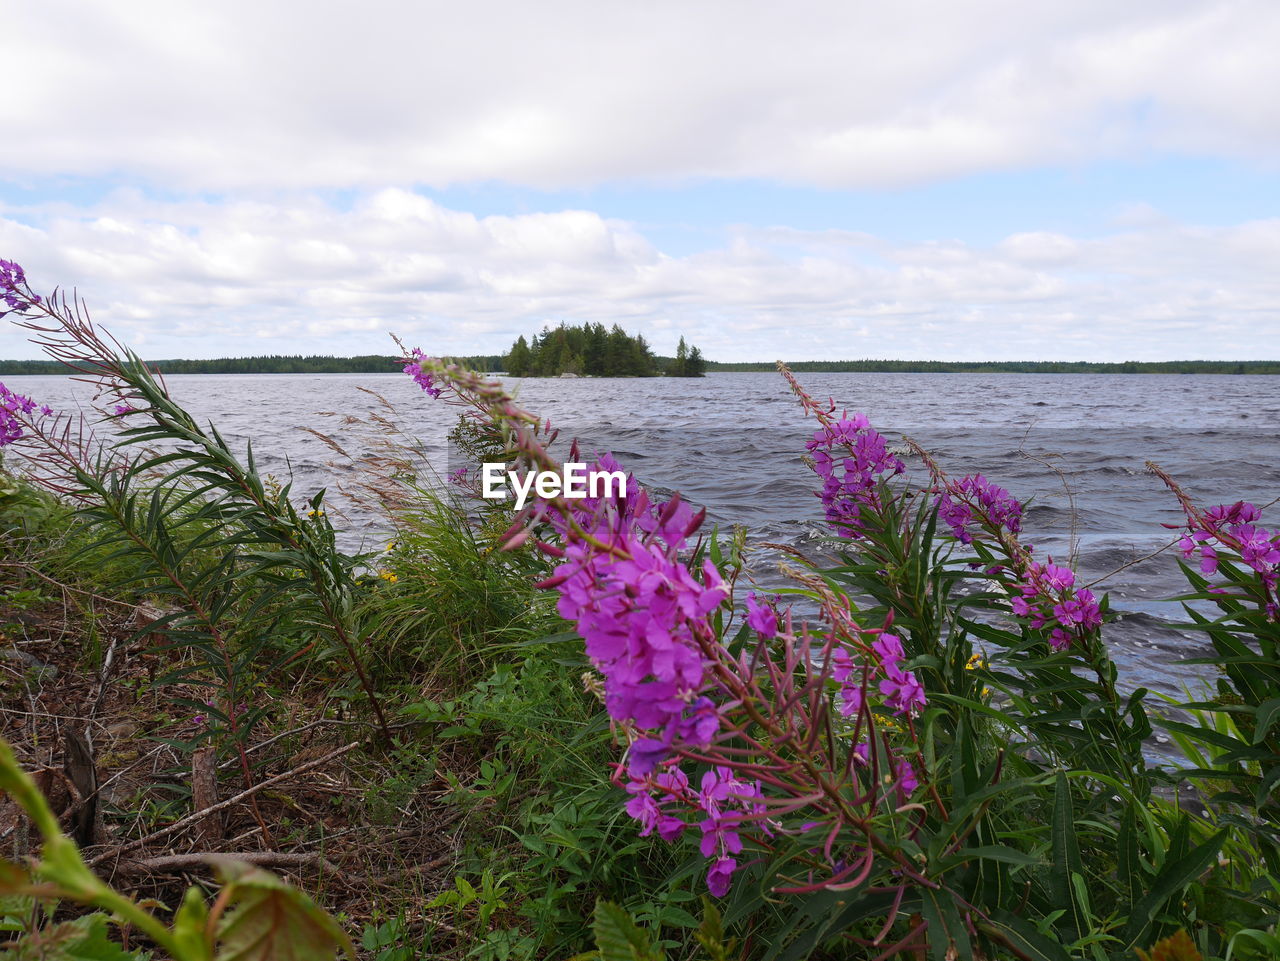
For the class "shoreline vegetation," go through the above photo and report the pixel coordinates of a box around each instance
[3,355,1279,375]
[3,258,1280,961]
[502,322,708,377]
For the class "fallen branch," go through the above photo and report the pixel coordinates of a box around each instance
[86,740,363,867]
[111,851,341,876]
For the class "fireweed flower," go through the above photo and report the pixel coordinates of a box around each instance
[806,416,904,539]
[1179,501,1280,591]
[0,259,41,317]
[1012,560,1102,651]
[1,383,50,447]
[403,348,443,398]
[927,466,1100,651]
[745,592,778,639]
[936,474,1023,544]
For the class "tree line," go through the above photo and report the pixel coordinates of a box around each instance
[6,353,1273,377]
[0,354,505,375]
[705,358,1280,374]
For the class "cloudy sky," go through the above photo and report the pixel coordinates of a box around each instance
[2,0,1277,362]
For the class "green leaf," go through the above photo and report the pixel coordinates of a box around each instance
[29,913,150,961]
[694,897,737,961]
[919,888,970,961]
[1252,697,1280,744]
[1050,772,1086,940]
[592,901,665,961]
[938,845,1040,870]
[172,886,214,961]
[1117,807,1144,910]
[1120,830,1227,949]
[212,859,354,961]
[978,909,1072,961]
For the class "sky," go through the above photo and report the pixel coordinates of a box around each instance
[2,0,1278,362]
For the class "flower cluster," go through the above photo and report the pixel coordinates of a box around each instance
[540,457,729,776]
[936,474,1023,543]
[806,416,904,538]
[831,631,927,719]
[532,456,771,893]
[1,383,52,448]
[1012,560,1102,651]
[1180,501,1280,599]
[624,763,766,896]
[928,470,1100,650]
[0,259,40,318]
[403,348,443,398]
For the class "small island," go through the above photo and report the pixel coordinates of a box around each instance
[503,322,706,377]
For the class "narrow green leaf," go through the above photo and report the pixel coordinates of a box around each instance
[1252,697,1280,744]
[1120,829,1227,949]
[978,909,1072,961]
[1050,772,1086,940]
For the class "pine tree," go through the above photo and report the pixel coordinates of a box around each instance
[687,345,706,377]
[674,336,688,377]
[506,335,532,375]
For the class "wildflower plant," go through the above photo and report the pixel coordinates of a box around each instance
[393,349,1221,958]
[1149,464,1280,874]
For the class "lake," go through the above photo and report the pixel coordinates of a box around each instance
[6,369,1280,712]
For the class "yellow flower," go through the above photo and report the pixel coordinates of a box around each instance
[378,569,398,583]
[308,508,325,518]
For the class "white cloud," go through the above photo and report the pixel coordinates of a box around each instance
[2,190,1277,361]
[2,1,1278,189]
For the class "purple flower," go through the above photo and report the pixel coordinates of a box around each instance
[1011,559,1100,650]
[806,416,904,539]
[1199,546,1219,575]
[1237,525,1280,570]
[0,259,41,317]
[745,592,778,639]
[937,475,1023,543]
[403,348,443,398]
[1,382,51,447]
[871,632,905,670]
[1179,504,1280,588]
[677,696,721,747]
[879,668,926,715]
[706,857,737,897]
[839,680,864,718]
[896,760,919,794]
[624,765,692,839]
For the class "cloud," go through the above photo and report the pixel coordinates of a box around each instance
[2,190,1277,361]
[2,1,1278,190]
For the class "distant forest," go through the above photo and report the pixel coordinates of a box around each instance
[704,359,1280,374]
[0,354,502,375]
[2,355,1277,376]
[504,322,705,377]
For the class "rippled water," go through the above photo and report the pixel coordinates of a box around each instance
[7,370,1280,708]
